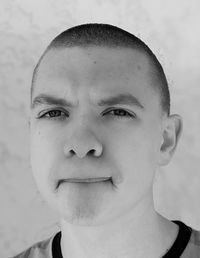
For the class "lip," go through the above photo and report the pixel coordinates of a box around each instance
[58,177,112,186]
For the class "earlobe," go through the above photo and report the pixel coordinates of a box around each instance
[159,114,183,166]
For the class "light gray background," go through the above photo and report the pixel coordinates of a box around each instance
[0,0,200,256]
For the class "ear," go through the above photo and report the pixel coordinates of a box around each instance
[158,114,183,166]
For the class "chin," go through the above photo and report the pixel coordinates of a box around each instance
[57,195,116,227]
[54,180,114,225]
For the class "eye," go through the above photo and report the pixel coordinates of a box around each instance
[103,108,135,119]
[38,109,68,119]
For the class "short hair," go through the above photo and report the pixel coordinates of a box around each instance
[31,23,170,115]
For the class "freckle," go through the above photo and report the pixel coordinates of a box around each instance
[93,61,97,64]
[137,65,141,70]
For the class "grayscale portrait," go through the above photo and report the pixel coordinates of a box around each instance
[1,1,200,258]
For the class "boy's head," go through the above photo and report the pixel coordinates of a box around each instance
[29,23,182,226]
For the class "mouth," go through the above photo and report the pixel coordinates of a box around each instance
[57,177,112,187]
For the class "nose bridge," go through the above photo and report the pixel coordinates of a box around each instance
[64,114,103,158]
[73,118,95,145]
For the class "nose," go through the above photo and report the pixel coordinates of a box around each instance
[63,127,103,159]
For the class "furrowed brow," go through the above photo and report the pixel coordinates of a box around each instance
[31,93,144,110]
[31,94,75,109]
[97,93,144,109]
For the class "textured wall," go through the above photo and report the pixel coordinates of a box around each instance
[0,0,200,256]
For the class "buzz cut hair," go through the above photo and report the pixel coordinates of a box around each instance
[31,23,170,115]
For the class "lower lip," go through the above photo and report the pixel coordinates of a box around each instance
[61,177,111,183]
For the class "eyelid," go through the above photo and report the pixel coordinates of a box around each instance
[37,107,69,118]
[102,107,136,118]
[35,107,136,119]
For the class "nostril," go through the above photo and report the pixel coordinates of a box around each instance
[70,149,76,155]
[88,149,95,155]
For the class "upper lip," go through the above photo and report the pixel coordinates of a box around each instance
[58,177,112,186]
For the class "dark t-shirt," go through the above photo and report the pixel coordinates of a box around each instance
[11,221,200,258]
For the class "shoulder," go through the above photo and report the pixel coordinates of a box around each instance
[181,229,200,258]
[10,232,58,258]
[190,228,200,246]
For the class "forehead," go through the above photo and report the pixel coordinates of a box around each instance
[33,47,159,108]
[37,46,150,81]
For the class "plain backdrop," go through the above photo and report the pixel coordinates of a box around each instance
[0,0,200,256]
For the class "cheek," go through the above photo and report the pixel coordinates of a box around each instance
[109,126,161,176]
[30,128,63,186]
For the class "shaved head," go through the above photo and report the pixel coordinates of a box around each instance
[31,23,170,115]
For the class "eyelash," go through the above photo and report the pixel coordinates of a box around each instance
[103,108,135,119]
[37,108,135,120]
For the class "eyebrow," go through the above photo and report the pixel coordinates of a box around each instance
[31,94,74,109]
[97,93,144,109]
[31,93,144,109]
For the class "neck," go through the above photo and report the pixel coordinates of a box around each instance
[60,195,178,258]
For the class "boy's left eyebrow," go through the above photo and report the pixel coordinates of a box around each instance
[97,93,144,109]
[31,93,144,109]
